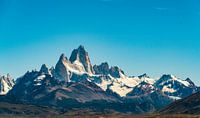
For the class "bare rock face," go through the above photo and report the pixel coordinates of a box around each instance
[93,62,126,78]
[93,62,110,75]
[54,54,71,82]
[0,74,15,95]
[40,64,51,75]
[109,66,125,78]
[69,45,94,75]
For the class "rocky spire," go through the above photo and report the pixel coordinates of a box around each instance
[69,45,94,74]
[109,66,125,78]
[59,53,67,62]
[93,62,110,75]
[40,64,50,75]
[0,74,15,95]
[54,53,70,82]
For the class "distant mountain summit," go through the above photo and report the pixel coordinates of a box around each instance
[0,74,14,95]
[69,45,94,75]
[54,53,71,81]
[5,45,200,114]
[93,62,125,78]
[155,74,198,98]
[40,64,51,75]
[93,62,110,75]
[54,46,94,82]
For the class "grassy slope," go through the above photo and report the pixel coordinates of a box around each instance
[0,102,199,118]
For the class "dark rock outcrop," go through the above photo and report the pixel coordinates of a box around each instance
[109,66,125,78]
[160,92,200,115]
[93,62,110,75]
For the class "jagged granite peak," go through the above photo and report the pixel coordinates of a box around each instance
[0,74,15,95]
[69,45,94,74]
[109,66,125,78]
[93,63,126,78]
[93,62,110,75]
[59,53,68,61]
[54,53,71,82]
[40,64,50,75]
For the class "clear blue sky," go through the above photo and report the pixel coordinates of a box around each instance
[0,0,200,85]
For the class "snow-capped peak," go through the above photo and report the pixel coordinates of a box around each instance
[54,51,93,81]
[154,74,198,98]
[157,74,190,87]
[0,74,15,95]
[69,45,94,75]
[54,54,72,81]
[9,46,199,100]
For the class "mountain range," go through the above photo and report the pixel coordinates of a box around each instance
[0,45,199,114]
